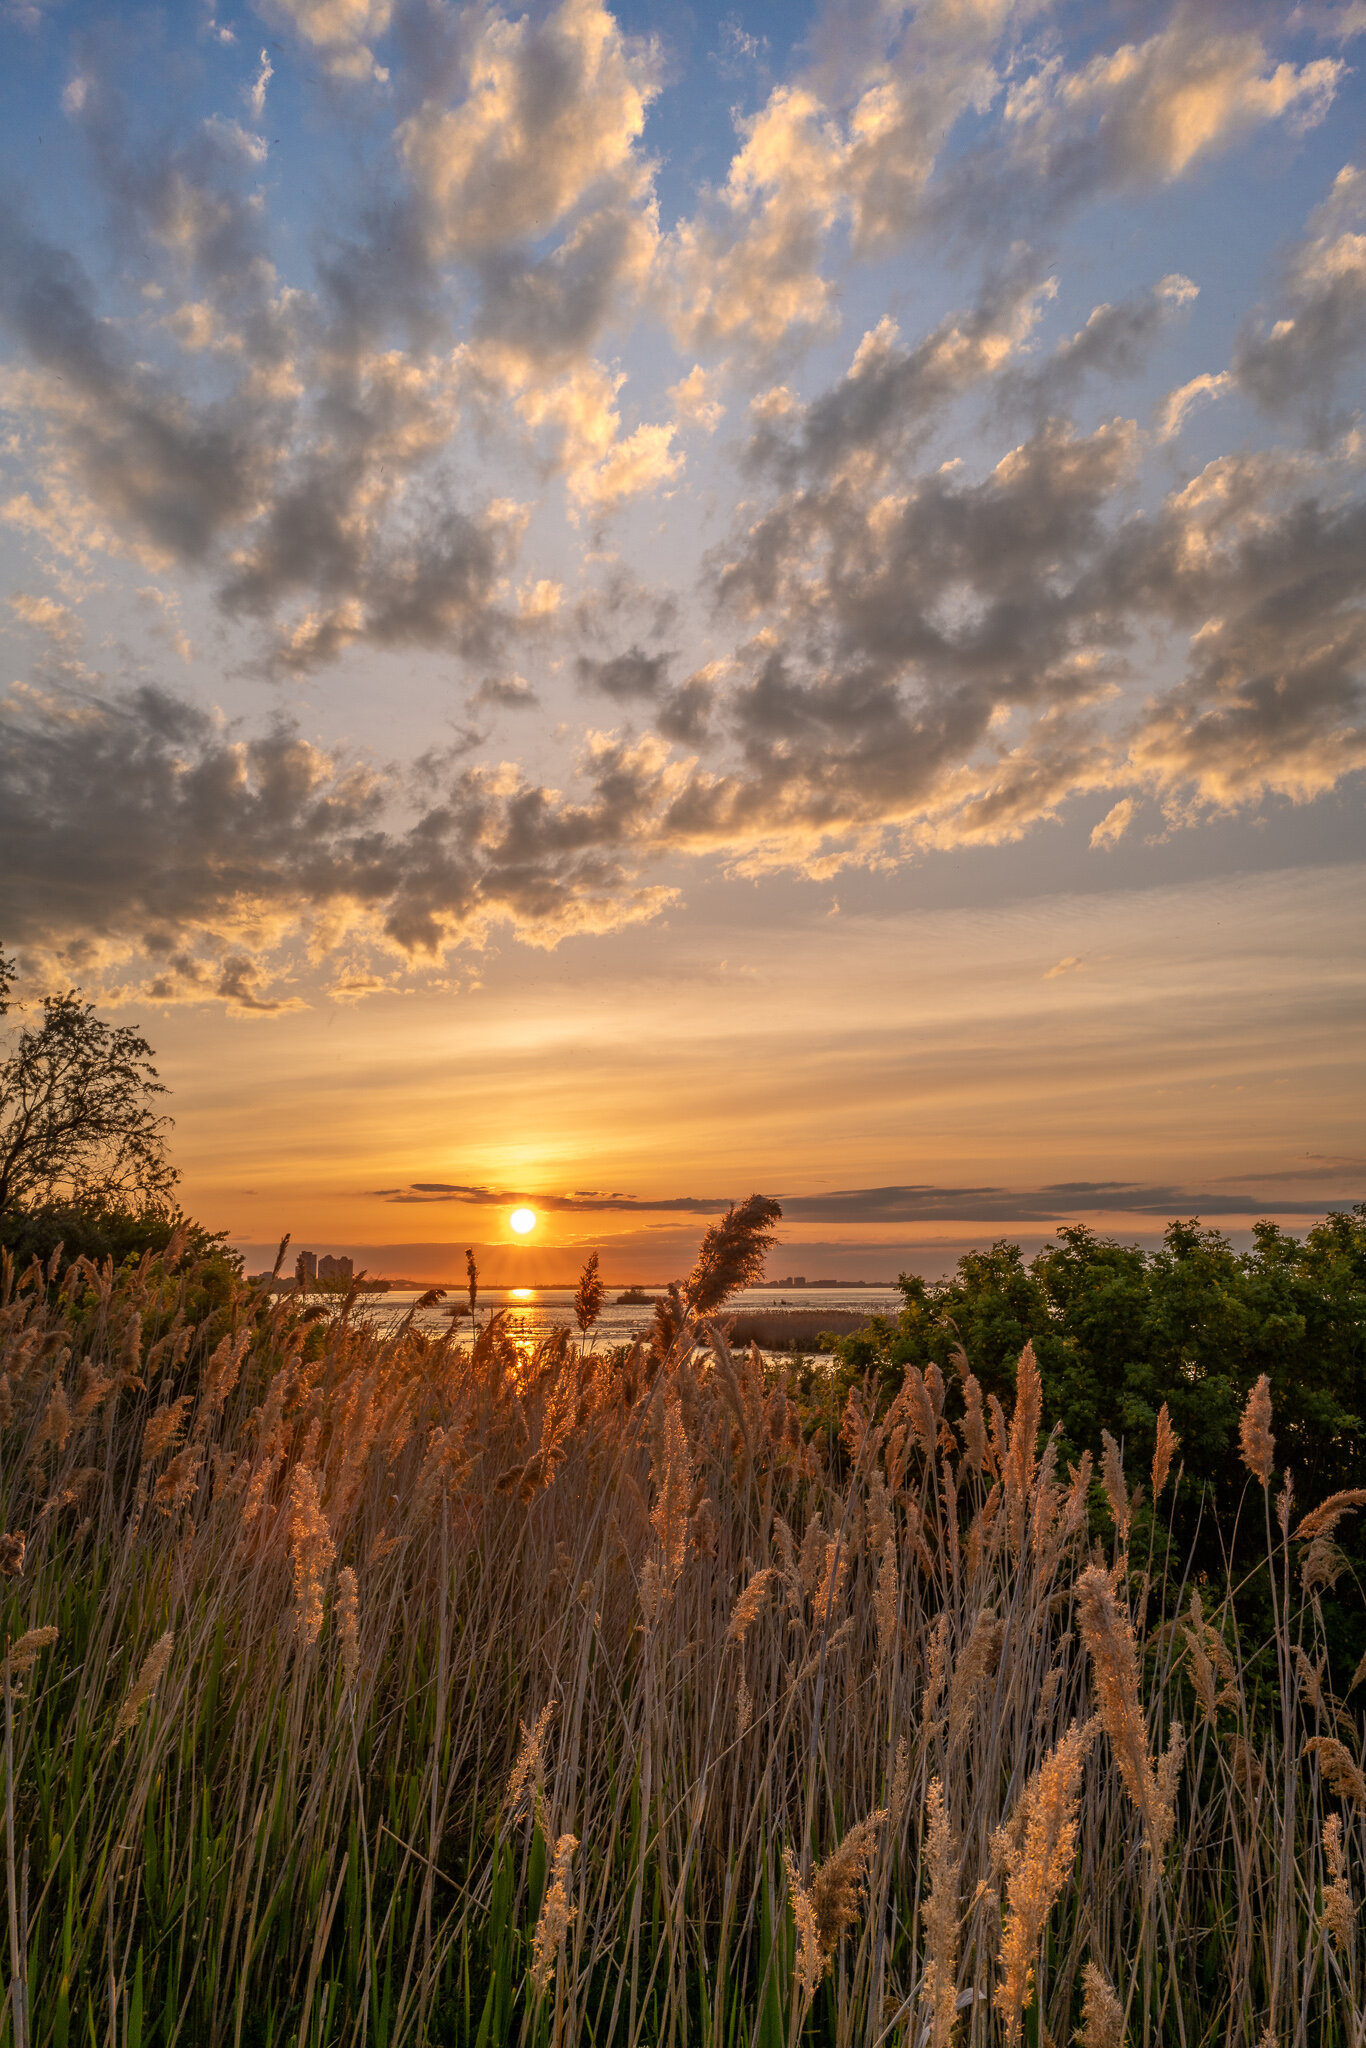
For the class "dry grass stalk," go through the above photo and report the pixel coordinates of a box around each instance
[1322,1814,1354,1957]
[920,1778,962,2048]
[1076,1961,1125,2047]
[0,1533,25,1579]
[994,1719,1099,2044]
[784,1809,887,2001]
[287,1463,334,1645]
[529,1831,579,1996]
[1239,1375,1275,1486]
[1076,1566,1181,1858]
[1150,1404,1178,1501]
[114,1630,174,1736]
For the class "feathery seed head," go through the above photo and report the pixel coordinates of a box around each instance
[114,1629,174,1736]
[5,1623,58,1688]
[1151,1403,1178,1501]
[287,1463,334,1645]
[1239,1375,1275,1486]
[1076,1962,1125,2048]
[529,1832,578,1996]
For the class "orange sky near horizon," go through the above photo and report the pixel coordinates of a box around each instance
[154,860,1365,1284]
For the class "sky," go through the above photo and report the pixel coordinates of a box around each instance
[0,0,1363,1283]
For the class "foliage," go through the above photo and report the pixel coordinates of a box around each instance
[829,1214,1366,1610]
[0,946,177,1218]
[0,1198,233,1278]
[0,1237,1362,2047]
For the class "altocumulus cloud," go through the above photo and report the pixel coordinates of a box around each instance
[0,0,1363,1006]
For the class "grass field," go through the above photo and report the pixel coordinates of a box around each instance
[0,1231,1362,2047]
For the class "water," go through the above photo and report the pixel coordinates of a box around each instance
[355,1283,903,1348]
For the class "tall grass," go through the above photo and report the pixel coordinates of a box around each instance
[0,1231,1361,2047]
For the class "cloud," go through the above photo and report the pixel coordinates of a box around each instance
[999,16,1342,199]
[0,682,684,997]
[778,1182,1363,1223]
[1233,163,1366,415]
[1002,275,1199,418]
[669,364,724,433]
[1089,797,1136,848]
[374,1182,732,1212]
[256,0,393,82]
[1157,370,1234,440]
[743,259,1057,482]
[371,1177,1363,1223]
[399,0,659,259]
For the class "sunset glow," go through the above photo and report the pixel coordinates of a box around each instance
[0,0,1359,1286]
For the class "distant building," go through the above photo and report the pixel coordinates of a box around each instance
[318,1253,353,1283]
[295,1249,317,1284]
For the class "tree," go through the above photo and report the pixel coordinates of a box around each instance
[0,946,177,1217]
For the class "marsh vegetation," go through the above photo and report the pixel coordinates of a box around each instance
[0,1201,1362,2047]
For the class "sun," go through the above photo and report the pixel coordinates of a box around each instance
[508,1207,536,1235]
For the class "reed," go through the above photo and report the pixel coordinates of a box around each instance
[0,1226,1360,2047]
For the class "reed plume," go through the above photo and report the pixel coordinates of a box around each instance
[995,1719,1099,2043]
[1076,1962,1125,2047]
[1101,1432,1129,1544]
[919,1777,962,2048]
[874,1536,898,1663]
[684,1195,782,1315]
[1005,1342,1043,1552]
[784,1809,887,2000]
[1239,1374,1275,1485]
[727,1566,776,1645]
[529,1832,579,1996]
[1150,1403,1178,1501]
[1321,1814,1354,1957]
[1293,1488,1366,1543]
[1304,1736,1366,1810]
[506,1702,556,1823]
[4,1624,57,1688]
[1077,1566,1181,1858]
[335,1566,359,1687]
[573,1250,605,1336]
[114,1630,174,1736]
[140,1395,191,1467]
[648,1387,693,1603]
[287,1463,334,1644]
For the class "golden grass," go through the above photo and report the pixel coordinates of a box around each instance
[0,1231,1361,2046]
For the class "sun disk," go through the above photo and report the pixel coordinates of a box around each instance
[509,1207,536,1235]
